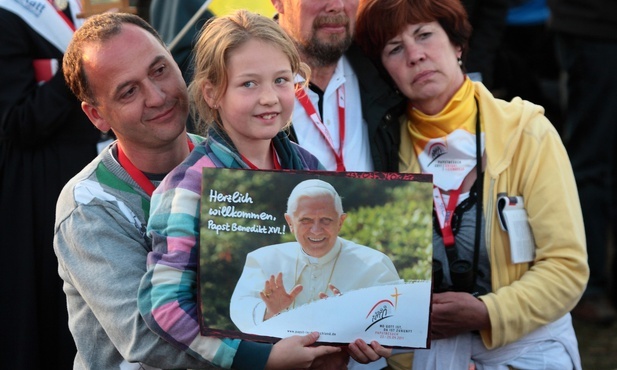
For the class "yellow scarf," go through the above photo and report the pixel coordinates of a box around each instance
[400,78,484,190]
[407,77,477,156]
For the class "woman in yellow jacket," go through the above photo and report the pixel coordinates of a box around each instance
[354,0,588,368]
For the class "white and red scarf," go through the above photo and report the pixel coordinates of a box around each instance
[0,0,83,83]
[0,0,83,52]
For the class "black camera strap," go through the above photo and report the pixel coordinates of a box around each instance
[434,98,483,294]
[472,98,483,295]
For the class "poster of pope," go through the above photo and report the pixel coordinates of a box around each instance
[199,169,433,348]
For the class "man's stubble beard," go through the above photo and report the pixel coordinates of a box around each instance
[299,33,352,68]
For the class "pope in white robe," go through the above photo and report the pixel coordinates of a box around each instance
[230,179,401,332]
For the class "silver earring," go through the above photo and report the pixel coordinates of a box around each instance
[457,58,463,66]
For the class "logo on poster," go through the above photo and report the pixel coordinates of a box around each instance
[364,287,400,331]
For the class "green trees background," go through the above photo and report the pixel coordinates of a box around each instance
[199,169,432,333]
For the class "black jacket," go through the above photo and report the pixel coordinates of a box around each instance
[548,0,617,40]
[0,7,99,369]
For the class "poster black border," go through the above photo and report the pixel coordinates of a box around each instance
[197,169,433,347]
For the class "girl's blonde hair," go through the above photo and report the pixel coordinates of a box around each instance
[188,9,309,135]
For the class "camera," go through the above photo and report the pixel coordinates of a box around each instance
[432,259,485,296]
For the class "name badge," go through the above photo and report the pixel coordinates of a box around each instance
[497,194,534,264]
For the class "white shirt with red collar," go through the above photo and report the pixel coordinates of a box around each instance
[292,55,373,172]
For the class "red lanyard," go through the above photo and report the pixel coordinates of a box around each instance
[241,143,281,170]
[433,185,462,247]
[117,139,195,197]
[295,86,346,171]
[48,0,77,31]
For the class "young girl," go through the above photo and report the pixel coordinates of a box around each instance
[137,10,343,370]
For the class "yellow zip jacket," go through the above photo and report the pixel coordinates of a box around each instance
[399,81,588,349]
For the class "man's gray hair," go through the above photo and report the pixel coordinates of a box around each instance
[286,179,344,215]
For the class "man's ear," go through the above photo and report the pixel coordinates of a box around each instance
[81,101,111,132]
[338,213,347,230]
[284,213,293,231]
[201,81,218,109]
[271,0,284,14]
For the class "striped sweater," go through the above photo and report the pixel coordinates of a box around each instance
[54,135,215,370]
[138,130,322,370]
